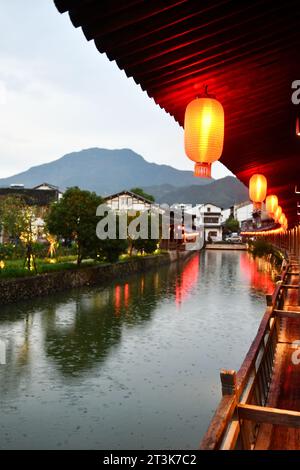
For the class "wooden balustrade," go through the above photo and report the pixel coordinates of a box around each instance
[200,261,290,450]
[201,224,300,450]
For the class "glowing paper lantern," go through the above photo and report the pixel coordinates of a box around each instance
[184,88,224,178]
[249,174,267,210]
[279,214,285,226]
[296,116,300,136]
[282,215,288,228]
[266,195,278,216]
[274,206,282,222]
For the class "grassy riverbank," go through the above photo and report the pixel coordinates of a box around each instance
[0,250,192,305]
[0,251,167,279]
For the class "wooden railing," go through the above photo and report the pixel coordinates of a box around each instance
[269,225,300,260]
[200,261,290,450]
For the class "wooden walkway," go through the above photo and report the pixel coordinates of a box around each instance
[255,259,300,449]
[200,254,300,450]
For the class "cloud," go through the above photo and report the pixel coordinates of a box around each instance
[0,81,7,105]
[0,0,234,181]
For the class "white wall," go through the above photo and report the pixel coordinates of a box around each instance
[235,203,253,223]
[106,194,152,212]
[204,227,222,242]
[222,202,253,225]
[186,204,222,241]
[221,208,231,223]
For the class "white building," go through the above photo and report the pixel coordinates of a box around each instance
[222,201,253,226]
[33,182,64,200]
[222,200,276,232]
[186,203,223,242]
[104,190,155,212]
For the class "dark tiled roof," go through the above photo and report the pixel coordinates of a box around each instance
[104,190,154,205]
[0,188,59,206]
[32,182,61,192]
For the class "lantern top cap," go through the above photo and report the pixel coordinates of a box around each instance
[250,173,267,179]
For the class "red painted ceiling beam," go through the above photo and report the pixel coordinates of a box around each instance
[53,0,300,226]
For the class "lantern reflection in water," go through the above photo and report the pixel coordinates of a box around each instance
[140,276,145,295]
[176,254,200,306]
[114,285,121,316]
[124,283,129,308]
[240,252,275,294]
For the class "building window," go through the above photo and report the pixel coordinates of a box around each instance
[204,217,219,223]
[207,207,211,212]
[208,231,218,237]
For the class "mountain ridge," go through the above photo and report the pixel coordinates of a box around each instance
[0,148,211,195]
[143,176,248,208]
[0,148,248,208]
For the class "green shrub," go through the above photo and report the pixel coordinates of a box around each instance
[37,262,77,273]
[54,255,77,263]
[0,266,34,278]
[0,243,25,260]
[251,239,274,258]
[56,243,78,257]
[97,239,128,263]
[249,239,284,266]
[32,242,48,258]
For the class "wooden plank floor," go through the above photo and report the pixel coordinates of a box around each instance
[255,267,300,449]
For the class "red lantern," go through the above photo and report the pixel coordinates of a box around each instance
[266,195,278,216]
[274,206,282,222]
[184,87,224,178]
[249,174,267,210]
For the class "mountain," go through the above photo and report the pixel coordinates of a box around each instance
[0,148,248,208]
[142,184,178,201]
[143,176,248,208]
[0,148,211,195]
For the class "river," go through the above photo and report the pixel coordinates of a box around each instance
[0,250,276,449]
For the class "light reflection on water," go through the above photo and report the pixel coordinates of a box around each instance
[0,250,275,449]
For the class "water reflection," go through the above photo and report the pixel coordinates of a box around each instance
[239,251,277,294]
[42,272,167,375]
[0,251,274,449]
[176,254,199,305]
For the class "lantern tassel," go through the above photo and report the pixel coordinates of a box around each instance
[194,162,211,178]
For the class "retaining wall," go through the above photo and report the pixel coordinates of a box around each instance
[0,251,193,305]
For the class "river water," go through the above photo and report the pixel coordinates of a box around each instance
[0,250,275,449]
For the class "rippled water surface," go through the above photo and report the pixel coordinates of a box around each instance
[0,250,275,449]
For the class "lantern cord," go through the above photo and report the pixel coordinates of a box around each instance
[198,84,216,99]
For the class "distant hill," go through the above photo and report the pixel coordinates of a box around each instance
[0,148,247,208]
[143,176,248,208]
[0,148,211,195]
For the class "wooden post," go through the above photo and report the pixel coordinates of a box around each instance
[266,294,273,306]
[220,369,237,396]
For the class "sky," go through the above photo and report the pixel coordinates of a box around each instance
[0,0,233,180]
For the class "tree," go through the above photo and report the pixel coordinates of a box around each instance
[224,215,240,233]
[0,195,38,271]
[127,212,160,256]
[97,239,128,263]
[97,215,128,263]
[133,237,158,255]
[46,187,103,265]
[130,187,155,202]
[0,195,27,241]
